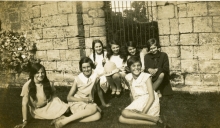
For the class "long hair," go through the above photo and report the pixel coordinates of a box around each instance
[125,41,140,57]
[146,38,161,52]
[106,40,127,62]
[79,57,95,72]
[28,63,52,101]
[92,39,104,62]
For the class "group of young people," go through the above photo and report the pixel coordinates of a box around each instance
[14,38,173,128]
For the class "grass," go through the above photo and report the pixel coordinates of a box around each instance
[1,87,220,128]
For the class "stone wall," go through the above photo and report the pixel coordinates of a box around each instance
[0,1,220,92]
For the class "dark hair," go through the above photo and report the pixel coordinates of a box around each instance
[126,41,140,56]
[106,40,127,62]
[146,38,160,52]
[28,63,52,102]
[127,56,142,69]
[79,57,95,72]
[92,39,104,62]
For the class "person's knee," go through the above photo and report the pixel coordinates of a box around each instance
[86,104,98,114]
[119,115,126,123]
[112,73,121,80]
[93,112,101,121]
[121,109,129,118]
[158,73,164,80]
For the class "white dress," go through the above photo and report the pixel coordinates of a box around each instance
[125,72,160,116]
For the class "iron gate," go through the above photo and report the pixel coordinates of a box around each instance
[104,1,159,48]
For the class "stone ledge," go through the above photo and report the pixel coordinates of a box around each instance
[173,86,220,93]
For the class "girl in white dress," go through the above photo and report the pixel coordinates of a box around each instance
[119,56,162,125]
[106,40,127,97]
[54,57,109,128]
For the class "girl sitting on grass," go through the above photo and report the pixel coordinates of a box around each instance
[144,38,173,98]
[14,63,69,128]
[119,56,163,126]
[53,57,110,128]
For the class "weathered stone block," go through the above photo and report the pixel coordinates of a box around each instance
[180,34,198,45]
[187,2,208,17]
[213,16,220,32]
[181,59,198,73]
[202,74,218,86]
[57,61,79,72]
[63,72,75,82]
[84,25,90,37]
[156,1,167,6]
[42,61,57,70]
[9,12,19,22]
[158,5,175,19]
[208,2,220,16]
[159,36,170,46]
[46,71,63,82]
[68,38,85,49]
[158,20,170,35]
[59,50,66,61]
[90,27,106,37]
[177,4,187,17]
[64,25,84,37]
[170,19,179,34]
[41,3,58,17]
[90,1,104,9]
[179,18,193,33]
[194,17,212,32]
[66,49,81,61]
[88,9,105,18]
[199,60,220,73]
[82,14,93,25]
[161,46,180,57]
[42,15,68,27]
[68,14,83,26]
[47,50,60,61]
[36,51,47,60]
[32,18,42,29]
[181,46,194,59]
[199,33,220,45]
[85,49,92,57]
[53,38,68,50]
[36,39,53,50]
[58,1,72,14]
[185,74,202,86]
[85,38,93,48]
[43,27,64,38]
[170,72,184,86]
[170,35,179,46]
[31,5,41,18]
[213,45,220,59]
[170,57,181,71]
[194,45,213,60]
[93,18,105,27]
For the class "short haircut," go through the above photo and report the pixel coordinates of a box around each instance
[79,57,95,72]
[146,38,160,52]
[127,56,142,68]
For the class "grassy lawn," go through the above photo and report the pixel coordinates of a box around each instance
[0,87,220,128]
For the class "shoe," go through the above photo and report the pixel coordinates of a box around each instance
[115,91,122,98]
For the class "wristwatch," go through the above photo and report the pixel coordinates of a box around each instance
[23,119,27,123]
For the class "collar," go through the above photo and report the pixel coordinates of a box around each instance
[149,51,161,59]
[78,71,96,84]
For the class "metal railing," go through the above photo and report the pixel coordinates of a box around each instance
[104,1,159,48]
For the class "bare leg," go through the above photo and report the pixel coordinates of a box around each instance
[121,109,159,123]
[106,76,116,94]
[152,73,164,90]
[112,73,122,94]
[79,112,101,122]
[119,115,156,125]
[55,104,98,128]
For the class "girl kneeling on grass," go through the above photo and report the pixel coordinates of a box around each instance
[119,56,165,126]
[53,57,110,128]
[15,63,69,128]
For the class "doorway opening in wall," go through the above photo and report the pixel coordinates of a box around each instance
[104,1,159,48]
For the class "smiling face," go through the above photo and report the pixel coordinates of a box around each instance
[111,44,120,55]
[128,46,137,56]
[34,67,45,83]
[82,62,92,78]
[149,44,158,54]
[94,42,103,55]
[130,61,142,78]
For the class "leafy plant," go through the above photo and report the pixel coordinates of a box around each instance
[0,30,39,74]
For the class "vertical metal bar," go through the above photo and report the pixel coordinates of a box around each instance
[147,1,150,41]
[122,1,125,44]
[151,1,154,38]
[114,1,118,43]
[131,1,134,44]
[118,1,121,45]
[126,1,129,43]
[110,2,114,41]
